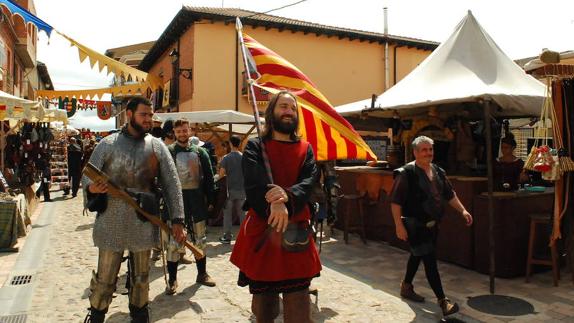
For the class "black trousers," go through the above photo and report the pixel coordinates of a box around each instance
[404,251,445,299]
[68,170,81,196]
[35,182,51,201]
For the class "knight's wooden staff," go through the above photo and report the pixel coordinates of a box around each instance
[83,163,205,259]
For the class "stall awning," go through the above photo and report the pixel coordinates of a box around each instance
[155,110,263,125]
[336,11,545,119]
[0,90,44,121]
[41,108,68,124]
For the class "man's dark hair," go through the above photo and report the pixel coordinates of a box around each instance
[262,90,299,141]
[501,133,517,148]
[173,119,189,128]
[229,135,241,148]
[162,119,174,139]
[125,96,152,113]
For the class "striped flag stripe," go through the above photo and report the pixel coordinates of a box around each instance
[320,119,338,160]
[312,110,329,160]
[255,79,356,134]
[243,32,376,161]
[258,83,367,148]
[248,49,313,81]
[301,107,319,158]
[328,125,349,159]
[255,75,352,126]
[256,83,369,160]
[253,58,330,103]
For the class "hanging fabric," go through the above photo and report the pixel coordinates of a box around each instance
[97,102,111,120]
[58,97,77,118]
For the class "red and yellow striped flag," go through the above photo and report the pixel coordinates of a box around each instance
[243,33,376,161]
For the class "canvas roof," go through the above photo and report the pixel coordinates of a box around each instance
[336,11,545,119]
[155,110,262,125]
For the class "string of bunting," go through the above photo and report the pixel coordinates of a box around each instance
[37,83,151,101]
[55,32,161,89]
[76,99,112,111]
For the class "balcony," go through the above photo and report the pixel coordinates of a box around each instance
[15,35,36,69]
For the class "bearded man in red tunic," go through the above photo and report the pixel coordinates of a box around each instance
[230,90,320,323]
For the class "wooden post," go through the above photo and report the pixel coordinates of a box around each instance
[483,99,496,294]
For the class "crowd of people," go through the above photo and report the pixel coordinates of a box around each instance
[80,92,472,322]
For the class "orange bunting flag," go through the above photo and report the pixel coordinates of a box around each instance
[242,33,376,161]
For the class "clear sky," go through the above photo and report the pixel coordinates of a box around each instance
[32,0,574,130]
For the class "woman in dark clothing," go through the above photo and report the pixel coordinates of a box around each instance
[494,134,529,191]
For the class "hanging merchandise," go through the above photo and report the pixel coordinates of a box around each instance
[49,130,70,192]
[525,77,559,180]
[97,101,112,120]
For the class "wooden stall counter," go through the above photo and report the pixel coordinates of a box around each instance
[335,166,395,241]
[335,167,488,269]
[436,176,487,268]
[473,190,554,278]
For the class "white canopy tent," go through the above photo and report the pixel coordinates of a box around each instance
[155,110,263,136]
[0,90,68,124]
[336,11,545,119]
[155,110,262,125]
[0,90,44,121]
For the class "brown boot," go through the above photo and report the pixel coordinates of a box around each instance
[438,298,459,316]
[165,280,177,295]
[196,273,216,287]
[400,281,425,302]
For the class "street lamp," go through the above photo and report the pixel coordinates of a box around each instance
[169,48,192,80]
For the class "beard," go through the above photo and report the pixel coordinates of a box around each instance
[273,116,298,135]
[129,118,150,137]
[176,136,189,145]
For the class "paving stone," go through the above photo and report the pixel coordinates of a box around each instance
[1,190,573,322]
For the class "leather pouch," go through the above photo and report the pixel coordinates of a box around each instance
[282,221,311,253]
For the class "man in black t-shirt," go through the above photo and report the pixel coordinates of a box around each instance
[390,135,472,317]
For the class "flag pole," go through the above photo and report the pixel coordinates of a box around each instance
[236,18,274,185]
[236,18,276,252]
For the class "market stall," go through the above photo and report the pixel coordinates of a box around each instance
[335,11,547,286]
[0,92,69,250]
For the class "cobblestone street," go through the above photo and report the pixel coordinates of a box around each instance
[1,191,574,322]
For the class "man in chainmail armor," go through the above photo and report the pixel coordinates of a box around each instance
[82,97,186,323]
